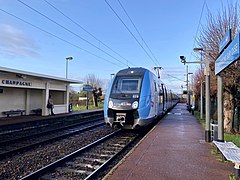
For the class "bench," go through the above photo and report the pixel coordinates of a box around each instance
[213,141,240,178]
[2,109,26,117]
[31,108,42,115]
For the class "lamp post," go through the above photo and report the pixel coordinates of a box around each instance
[193,48,204,120]
[180,56,194,111]
[181,49,211,142]
[193,48,211,142]
[181,85,183,100]
[66,57,73,79]
[205,51,211,142]
[186,68,193,111]
[110,73,115,79]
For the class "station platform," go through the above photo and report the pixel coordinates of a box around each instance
[105,103,232,180]
[0,109,102,126]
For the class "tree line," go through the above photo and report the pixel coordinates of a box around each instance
[69,74,106,108]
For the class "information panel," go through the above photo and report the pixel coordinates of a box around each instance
[215,33,240,75]
[219,29,231,54]
[83,85,93,92]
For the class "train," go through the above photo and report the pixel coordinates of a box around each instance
[104,67,179,129]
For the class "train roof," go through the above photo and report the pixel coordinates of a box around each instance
[116,67,148,76]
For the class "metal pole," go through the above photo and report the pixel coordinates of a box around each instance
[66,57,73,79]
[181,85,183,99]
[200,51,203,120]
[186,66,189,110]
[86,81,89,110]
[200,79,203,119]
[66,59,68,79]
[217,75,224,142]
[205,54,211,142]
[86,91,89,109]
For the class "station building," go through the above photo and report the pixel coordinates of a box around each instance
[0,66,82,117]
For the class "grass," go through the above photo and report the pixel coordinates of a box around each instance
[194,110,206,128]
[72,103,104,111]
[194,110,240,147]
[194,110,239,180]
[225,133,240,147]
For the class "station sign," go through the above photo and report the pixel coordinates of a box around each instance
[219,29,232,54]
[1,79,32,86]
[215,33,240,75]
[83,85,93,92]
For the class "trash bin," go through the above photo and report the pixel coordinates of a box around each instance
[69,103,72,113]
[211,122,218,141]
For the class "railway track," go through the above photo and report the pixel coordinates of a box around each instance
[21,130,139,180]
[0,117,104,160]
[0,111,103,136]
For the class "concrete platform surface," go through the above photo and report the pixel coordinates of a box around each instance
[106,103,232,180]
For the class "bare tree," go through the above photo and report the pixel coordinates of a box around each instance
[84,74,103,88]
[196,2,240,133]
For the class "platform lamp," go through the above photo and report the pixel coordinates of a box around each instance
[66,57,73,79]
[193,48,204,120]
[110,73,115,79]
[187,71,193,111]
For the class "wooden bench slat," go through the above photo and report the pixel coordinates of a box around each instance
[31,108,42,115]
[213,140,240,178]
[2,110,25,117]
[213,140,240,163]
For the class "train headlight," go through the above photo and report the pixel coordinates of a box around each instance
[108,100,113,108]
[132,101,138,109]
[133,94,139,98]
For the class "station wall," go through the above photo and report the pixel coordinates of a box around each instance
[0,87,25,112]
[29,89,42,110]
[0,69,76,117]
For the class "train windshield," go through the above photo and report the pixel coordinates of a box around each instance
[111,76,142,95]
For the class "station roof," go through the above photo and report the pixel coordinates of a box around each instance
[0,66,83,84]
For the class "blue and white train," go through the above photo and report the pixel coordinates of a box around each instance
[104,67,179,129]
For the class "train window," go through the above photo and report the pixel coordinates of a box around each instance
[122,79,139,91]
[159,95,163,104]
[111,76,142,94]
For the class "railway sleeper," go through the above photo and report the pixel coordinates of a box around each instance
[81,157,106,164]
[66,162,100,170]
[55,167,92,178]
[82,152,110,158]
[110,143,125,148]
[100,150,116,155]
[105,147,122,152]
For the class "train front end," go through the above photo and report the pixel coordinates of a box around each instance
[104,68,146,129]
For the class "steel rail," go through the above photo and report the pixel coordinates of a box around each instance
[85,132,139,179]
[0,117,103,145]
[20,130,121,180]
[0,120,105,160]
[0,111,103,135]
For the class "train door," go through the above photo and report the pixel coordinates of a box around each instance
[170,90,173,107]
[164,87,168,111]
[154,81,158,115]
[158,84,164,114]
[161,84,165,112]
